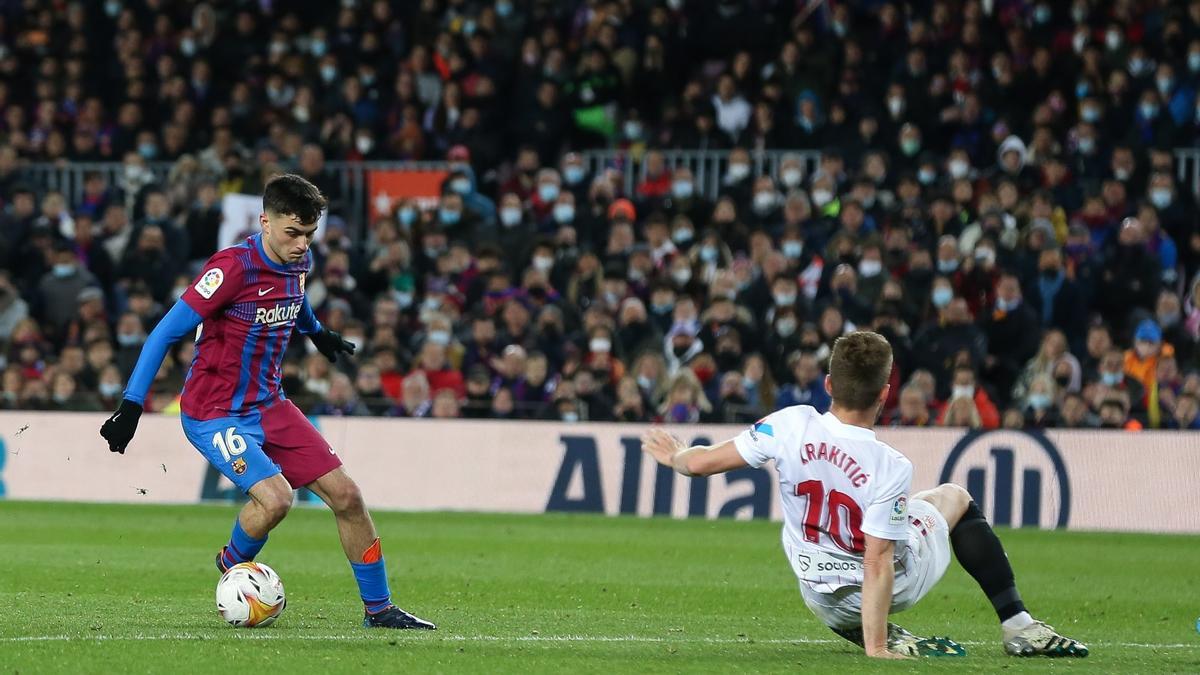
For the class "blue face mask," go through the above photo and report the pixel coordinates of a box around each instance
[398,207,416,227]
[137,143,157,160]
[538,183,560,203]
[1028,393,1051,410]
[932,287,953,308]
[496,0,514,17]
[438,209,461,226]
[99,382,122,397]
[450,178,471,195]
[53,263,75,278]
[552,204,575,223]
[996,297,1020,312]
[563,166,585,185]
[1101,372,1122,386]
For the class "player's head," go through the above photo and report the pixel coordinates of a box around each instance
[260,174,328,263]
[825,330,893,418]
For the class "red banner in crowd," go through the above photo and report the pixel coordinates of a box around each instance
[366,168,449,219]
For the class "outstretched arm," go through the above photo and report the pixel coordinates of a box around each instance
[640,428,749,477]
[122,300,203,405]
[101,299,202,454]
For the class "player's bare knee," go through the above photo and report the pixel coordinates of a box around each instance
[935,483,972,526]
[329,481,365,517]
[256,489,292,523]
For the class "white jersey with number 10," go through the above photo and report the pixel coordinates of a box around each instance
[734,405,914,594]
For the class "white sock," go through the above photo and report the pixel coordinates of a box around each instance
[1002,611,1034,632]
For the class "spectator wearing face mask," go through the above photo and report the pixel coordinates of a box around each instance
[1124,319,1174,391]
[937,365,1000,429]
[980,273,1041,407]
[1091,347,1148,421]
[38,241,100,335]
[1020,373,1061,428]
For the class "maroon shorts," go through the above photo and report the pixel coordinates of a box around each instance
[260,399,343,488]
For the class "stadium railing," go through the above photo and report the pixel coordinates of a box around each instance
[1173,148,1200,199]
[582,149,821,199]
[18,160,451,235]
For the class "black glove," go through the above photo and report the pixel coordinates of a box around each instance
[100,399,143,455]
[310,327,356,363]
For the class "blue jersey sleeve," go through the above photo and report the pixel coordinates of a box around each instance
[296,296,321,335]
[122,300,203,405]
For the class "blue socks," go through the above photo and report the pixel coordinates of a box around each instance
[222,518,268,569]
[352,538,392,613]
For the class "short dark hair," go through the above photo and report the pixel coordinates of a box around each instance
[828,331,893,411]
[263,174,327,225]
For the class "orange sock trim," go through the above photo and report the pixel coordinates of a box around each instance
[362,538,382,564]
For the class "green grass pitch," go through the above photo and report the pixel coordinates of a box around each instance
[1,501,1197,673]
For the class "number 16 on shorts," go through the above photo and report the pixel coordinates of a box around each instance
[181,412,282,493]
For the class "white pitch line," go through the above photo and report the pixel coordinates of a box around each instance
[0,634,1196,649]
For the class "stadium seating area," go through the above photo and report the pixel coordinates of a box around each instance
[1,1,1200,430]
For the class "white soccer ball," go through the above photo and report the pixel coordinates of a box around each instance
[216,562,286,628]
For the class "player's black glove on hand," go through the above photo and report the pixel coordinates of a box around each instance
[100,399,143,455]
[310,328,355,363]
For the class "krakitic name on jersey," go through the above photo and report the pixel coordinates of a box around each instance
[255,302,302,326]
[800,442,871,487]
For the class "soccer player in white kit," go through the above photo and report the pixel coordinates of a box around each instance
[642,331,1087,659]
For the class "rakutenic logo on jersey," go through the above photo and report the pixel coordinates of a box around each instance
[255,302,302,326]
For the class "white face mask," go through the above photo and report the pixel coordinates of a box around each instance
[552,203,575,223]
[589,337,612,353]
[355,136,373,154]
[781,168,802,187]
[532,256,554,272]
[811,189,833,207]
[752,191,776,214]
[952,385,975,400]
[727,163,750,181]
[858,259,883,277]
[671,268,691,285]
[499,207,522,227]
[948,159,969,179]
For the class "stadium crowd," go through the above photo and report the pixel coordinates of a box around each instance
[2,0,1200,431]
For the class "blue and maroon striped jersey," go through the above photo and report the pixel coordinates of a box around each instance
[178,234,318,420]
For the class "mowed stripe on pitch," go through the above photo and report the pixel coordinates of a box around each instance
[1,634,1196,649]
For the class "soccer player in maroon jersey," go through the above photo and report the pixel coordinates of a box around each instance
[101,174,434,630]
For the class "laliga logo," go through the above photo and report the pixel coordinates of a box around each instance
[939,430,1070,529]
